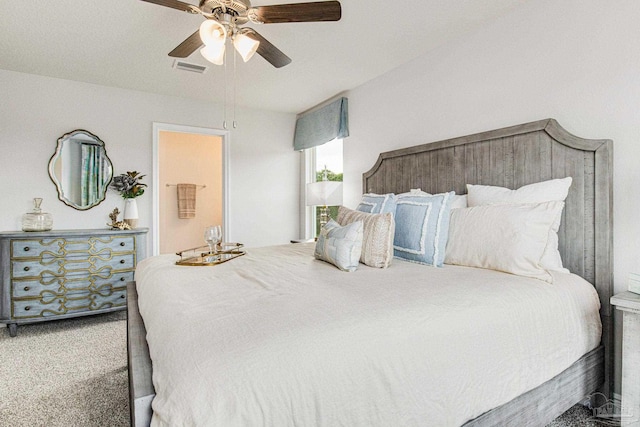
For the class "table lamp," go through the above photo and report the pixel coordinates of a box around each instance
[306,180,343,230]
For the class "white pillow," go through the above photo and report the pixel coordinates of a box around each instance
[466,177,572,272]
[466,178,572,206]
[444,202,564,283]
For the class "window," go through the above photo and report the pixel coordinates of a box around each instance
[303,138,343,238]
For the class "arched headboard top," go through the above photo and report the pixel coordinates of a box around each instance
[363,118,613,314]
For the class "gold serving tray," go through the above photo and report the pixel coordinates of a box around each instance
[175,243,245,266]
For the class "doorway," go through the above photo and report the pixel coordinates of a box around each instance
[152,123,229,255]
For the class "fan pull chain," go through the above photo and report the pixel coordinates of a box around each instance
[233,49,238,129]
[223,46,228,130]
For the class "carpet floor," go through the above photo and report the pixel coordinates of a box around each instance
[0,312,600,426]
[0,312,129,427]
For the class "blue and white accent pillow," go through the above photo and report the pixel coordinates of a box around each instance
[314,219,363,272]
[393,191,454,267]
[356,193,397,215]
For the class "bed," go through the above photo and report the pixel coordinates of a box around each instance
[127,118,613,426]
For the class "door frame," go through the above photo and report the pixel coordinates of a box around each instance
[152,122,230,256]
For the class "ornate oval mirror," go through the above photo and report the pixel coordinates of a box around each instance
[48,129,113,210]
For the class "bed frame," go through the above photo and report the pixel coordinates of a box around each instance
[364,118,613,425]
[128,118,613,426]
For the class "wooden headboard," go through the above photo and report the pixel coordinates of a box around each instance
[363,118,613,315]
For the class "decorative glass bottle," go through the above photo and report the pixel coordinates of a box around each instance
[22,198,53,231]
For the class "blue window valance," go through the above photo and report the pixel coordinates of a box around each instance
[293,97,349,151]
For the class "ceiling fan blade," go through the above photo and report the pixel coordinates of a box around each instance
[168,30,203,58]
[139,0,195,13]
[247,31,292,68]
[249,1,341,24]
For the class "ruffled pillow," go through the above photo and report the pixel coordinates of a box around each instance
[356,193,397,215]
[393,191,454,267]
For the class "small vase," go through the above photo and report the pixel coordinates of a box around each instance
[123,198,139,229]
[22,198,53,231]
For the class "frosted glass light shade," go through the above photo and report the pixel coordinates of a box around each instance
[199,20,227,46]
[200,44,226,65]
[233,33,259,62]
[306,181,343,206]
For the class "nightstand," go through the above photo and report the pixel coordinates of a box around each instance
[611,291,640,425]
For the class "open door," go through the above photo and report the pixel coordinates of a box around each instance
[152,123,229,255]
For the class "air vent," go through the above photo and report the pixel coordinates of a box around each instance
[173,60,208,74]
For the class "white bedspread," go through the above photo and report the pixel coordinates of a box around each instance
[136,243,601,427]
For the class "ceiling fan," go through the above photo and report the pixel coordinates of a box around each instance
[141,0,342,68]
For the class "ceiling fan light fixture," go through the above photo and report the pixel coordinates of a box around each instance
[148,0,343,68]
[199,20,227,46]
[233,32,260,62]
[200,44,226,65]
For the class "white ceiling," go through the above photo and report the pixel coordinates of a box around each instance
[0,0,529,113]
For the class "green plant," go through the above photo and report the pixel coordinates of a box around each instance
[316,169,343,182]
[110,171,147,199]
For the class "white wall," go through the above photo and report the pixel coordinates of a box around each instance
[343,0,640,393]
[345,0,640,294]
[0,69,298,249]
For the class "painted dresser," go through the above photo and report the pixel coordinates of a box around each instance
[0,228,147,337]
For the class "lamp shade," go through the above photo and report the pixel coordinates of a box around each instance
[233,32,259,62]
[199,20,227,46]
[199,20,227,65]
[306,181,343,207]
[200,44,226,65]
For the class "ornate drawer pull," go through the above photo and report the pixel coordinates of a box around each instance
[24,286,30,291]
[24,306,31,311]
[120,277,125,281]
[120,295,125,299]
[23,266,30,272]
[120,242,126,247]
[23,247,30,252]
[119,259,125,264]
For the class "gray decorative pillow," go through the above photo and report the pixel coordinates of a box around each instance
[337,206,395,268]
[314,219,363,272]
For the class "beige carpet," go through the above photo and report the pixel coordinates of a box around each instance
[0,311,598,427]
[0,312,129,427]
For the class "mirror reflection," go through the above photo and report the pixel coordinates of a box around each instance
[48,129,113,210]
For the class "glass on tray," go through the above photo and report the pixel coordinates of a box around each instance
[175,243,244,266]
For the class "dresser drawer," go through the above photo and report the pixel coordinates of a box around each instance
[12,288,127,319]
[12,271,134,298]
[11,253,135,279]
[11,235,135,260]
[92,287,127,310]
